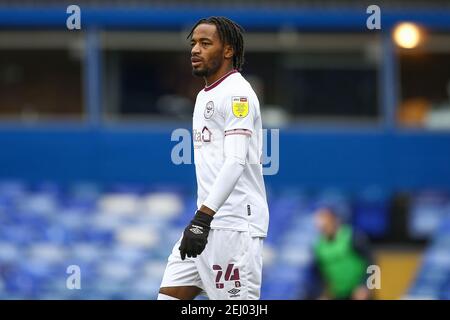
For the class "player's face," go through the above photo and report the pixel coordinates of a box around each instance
[190,23,225,77]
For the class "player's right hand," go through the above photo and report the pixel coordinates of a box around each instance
[179,210,213,260]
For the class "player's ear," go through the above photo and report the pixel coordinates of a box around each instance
[224,44,234,59]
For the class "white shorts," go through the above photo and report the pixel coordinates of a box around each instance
[160,229,264,300]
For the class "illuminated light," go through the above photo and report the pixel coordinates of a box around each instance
[393,22,421,49]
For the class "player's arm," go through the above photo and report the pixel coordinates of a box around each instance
[201,130,250,214]
[201,95,255,216]
[179,95,254,260]
[178,132,250,260]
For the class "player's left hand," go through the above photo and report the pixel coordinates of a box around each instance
[179,210,213,260]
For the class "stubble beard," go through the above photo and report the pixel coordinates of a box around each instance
[192,58,221,79]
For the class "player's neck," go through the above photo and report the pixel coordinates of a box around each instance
[204,66,235,88]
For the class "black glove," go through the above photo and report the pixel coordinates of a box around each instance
[179,210,213,260]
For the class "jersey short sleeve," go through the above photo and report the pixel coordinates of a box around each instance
[222,95,255,136]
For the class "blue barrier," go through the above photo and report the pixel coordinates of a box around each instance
[0,7,450,30]
[1,127,449,192]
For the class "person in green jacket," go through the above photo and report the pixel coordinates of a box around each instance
[313,206,374,300]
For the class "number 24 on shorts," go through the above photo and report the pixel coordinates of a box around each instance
[212,264,241,289]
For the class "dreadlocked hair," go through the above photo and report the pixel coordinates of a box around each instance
[187,16,245,71]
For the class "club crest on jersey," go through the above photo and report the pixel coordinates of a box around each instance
[204,101,214,119]
[232,96,249,118]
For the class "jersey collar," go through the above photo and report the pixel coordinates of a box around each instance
[204,69,238,92]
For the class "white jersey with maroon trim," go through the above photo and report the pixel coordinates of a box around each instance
[192,70,269,237]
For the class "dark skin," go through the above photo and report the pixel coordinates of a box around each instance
[190,23,235,87]
[159,23,234,300]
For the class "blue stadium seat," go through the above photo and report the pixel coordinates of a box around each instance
[4,181,447,300]
[352,187,390,237]
[409,191,449,239]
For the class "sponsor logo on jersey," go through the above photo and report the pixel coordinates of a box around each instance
[204,101,214,119]
[232,96,249,118]
[201,126,212,142]
[193,127,212,145]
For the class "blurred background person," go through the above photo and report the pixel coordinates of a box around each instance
[313,207,373,300]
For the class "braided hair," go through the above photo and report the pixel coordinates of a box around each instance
[188,16,245,71]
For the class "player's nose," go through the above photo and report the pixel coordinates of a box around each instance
[191,43,201,55]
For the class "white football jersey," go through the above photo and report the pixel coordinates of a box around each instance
[192,70,269,237]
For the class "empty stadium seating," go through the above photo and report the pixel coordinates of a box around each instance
[0,180,448,299]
